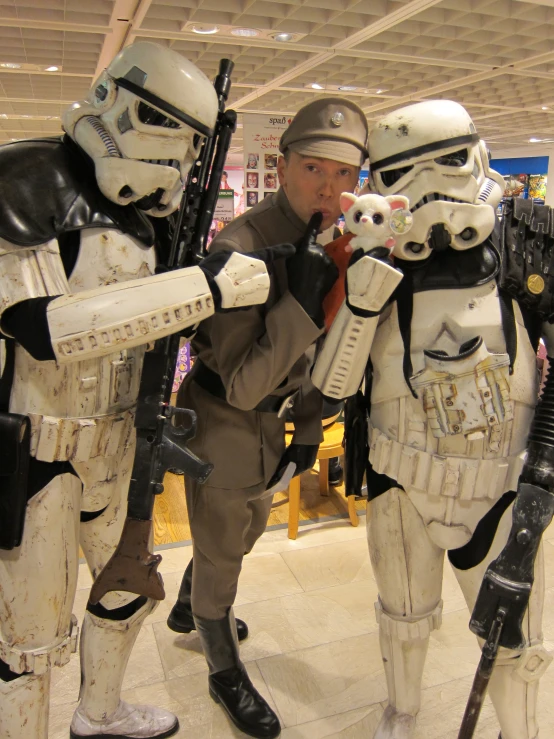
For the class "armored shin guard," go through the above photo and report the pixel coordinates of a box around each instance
[71,597,178,738]
[0,671,50,739]
[374,599,443,739]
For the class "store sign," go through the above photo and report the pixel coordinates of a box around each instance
[242,113,291,208]
[214,189,235,223]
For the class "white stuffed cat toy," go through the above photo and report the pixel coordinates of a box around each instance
[340,192,412,252]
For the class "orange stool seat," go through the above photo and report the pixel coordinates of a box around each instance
[285,421,359,539]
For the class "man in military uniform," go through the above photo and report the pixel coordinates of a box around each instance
[167,97,369,738]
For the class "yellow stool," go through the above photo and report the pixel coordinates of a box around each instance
[285,421,359,539]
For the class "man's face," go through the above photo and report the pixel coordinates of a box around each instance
[277,152,360,231]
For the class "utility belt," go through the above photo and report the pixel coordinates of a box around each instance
[191,360,298,416]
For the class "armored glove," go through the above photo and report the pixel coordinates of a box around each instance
[199,243,295,311]
[267,443,319,489]
[287,212,339,327]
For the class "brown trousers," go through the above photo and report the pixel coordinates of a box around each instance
[184,474,274,619]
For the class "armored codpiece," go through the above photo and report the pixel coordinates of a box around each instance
[89,59,239,605]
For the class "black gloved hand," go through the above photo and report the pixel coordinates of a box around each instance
[287,212,339,327]
[348,245,395,270]
[267,443,319,488]
[198,243,295,311]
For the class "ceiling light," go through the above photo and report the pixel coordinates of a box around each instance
[529,137,541,142]
[272,32,294,42]
[192,25,219,35]
[311,83,324,90]
[45,65,59,72]
[338,86,358,92]
[542,106,549,110]
[231,28,259,37]
[375,89,385,94]
[0,62,21,69]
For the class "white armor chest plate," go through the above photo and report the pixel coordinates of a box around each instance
[370,281,538,453]
[10,228,156,462]
[368,281,540,545]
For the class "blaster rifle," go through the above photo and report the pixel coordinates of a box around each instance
[89,59,237,605]
[458,357,554,737]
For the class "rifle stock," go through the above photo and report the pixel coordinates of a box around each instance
[89,59,236,605]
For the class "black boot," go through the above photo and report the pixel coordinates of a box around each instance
[328,456,344,486]
[196,610,280,739]
[210,666,280,739]
[167,558,249,641]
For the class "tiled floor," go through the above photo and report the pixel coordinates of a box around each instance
[50,514,554,739]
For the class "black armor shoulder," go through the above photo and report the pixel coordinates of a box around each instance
[0,136,155,247]
[498,197,554,321]
[395,240,499,293]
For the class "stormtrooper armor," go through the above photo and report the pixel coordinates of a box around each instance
[0,41,280,739]
[313,100,552,739]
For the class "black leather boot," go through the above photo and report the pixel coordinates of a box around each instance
[328,456,344,486]
[209,665,281,738]
[196,610,281,739]
[167,558,249,641]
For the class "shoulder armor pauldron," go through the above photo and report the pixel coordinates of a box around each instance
[498,197,554,321]
[0,136,154,247]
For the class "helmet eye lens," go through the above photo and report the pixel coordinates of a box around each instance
[434,148,468,167]
[379,164,413,188]
[137,101,180,129]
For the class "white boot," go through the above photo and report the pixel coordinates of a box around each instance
[70,699,179,739]
[70,599,178,739]
[0,671,50,739]
[373,600,442,739]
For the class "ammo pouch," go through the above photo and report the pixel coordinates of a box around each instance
[499,197,554,321]
[0,412,31,549]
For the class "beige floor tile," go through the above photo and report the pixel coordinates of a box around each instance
[280,538,374,593]
[236,552,304,603]
[250,514,368,556]
[152,620,209,680]
[424,608,483,688]
[235,579,380,663]
[157,543,192,577]
[441,561,470,614]
[257,632,387,727]
[281,703,384,737]
[126,661,280,738]
[50,652,81,708]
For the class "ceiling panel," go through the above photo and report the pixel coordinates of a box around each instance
[0,0,553,152]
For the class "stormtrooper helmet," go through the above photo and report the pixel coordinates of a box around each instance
[63,41,218,216]
[368,100,505,260]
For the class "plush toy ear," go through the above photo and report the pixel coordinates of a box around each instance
[385,195,410,211]
[340,192,357,213]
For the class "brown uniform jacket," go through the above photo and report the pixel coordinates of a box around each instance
[177,188,324,493]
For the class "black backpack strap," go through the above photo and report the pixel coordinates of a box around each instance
[497,287,517,374]
[393,273,418,398]
[0,338,15,413]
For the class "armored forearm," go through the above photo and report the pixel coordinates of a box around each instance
[312,254,403,399]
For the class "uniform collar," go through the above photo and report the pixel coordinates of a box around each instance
[276,187,309,235]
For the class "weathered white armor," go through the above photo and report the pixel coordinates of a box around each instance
[0,40,278,739]
[320,99,551,739]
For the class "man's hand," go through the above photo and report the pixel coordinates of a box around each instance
[199,243,295,311]
[287,213,339,327]
[267,443,319,489]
